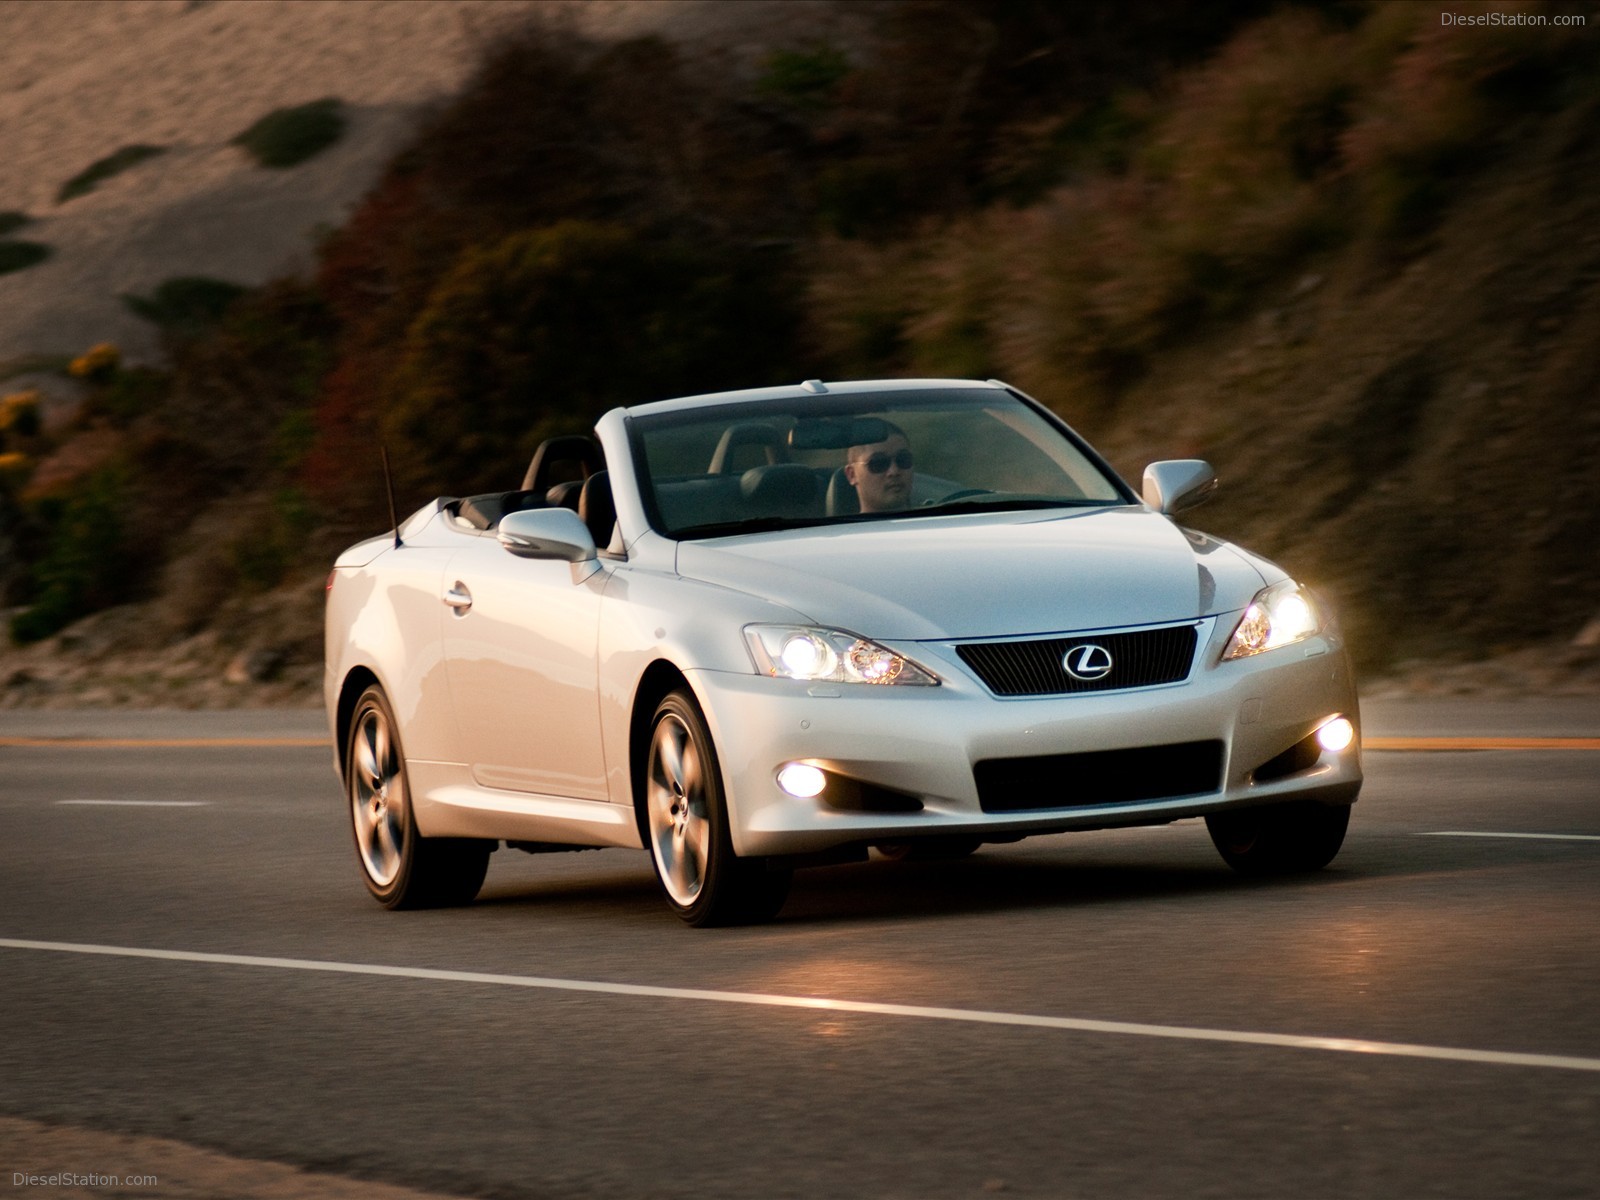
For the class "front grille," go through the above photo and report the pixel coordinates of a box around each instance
[956,624,1198,697]
[975,740,1225,813]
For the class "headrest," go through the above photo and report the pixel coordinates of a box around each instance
[825,467,860,516]
[710,422,788,474]
[545,479,584,511]
[522,435,603,492]
[740,464,820,517]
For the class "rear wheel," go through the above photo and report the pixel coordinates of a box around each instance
[1205,801,1350,876]
[346,685,490,909]
[645,690,790,926]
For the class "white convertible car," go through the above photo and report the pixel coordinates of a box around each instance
[325,379,1361,925]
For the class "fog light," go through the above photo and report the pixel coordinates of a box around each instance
[1317,717,1355,753]
[777,762,827,798]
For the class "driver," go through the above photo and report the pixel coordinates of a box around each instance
[844,423,914,513]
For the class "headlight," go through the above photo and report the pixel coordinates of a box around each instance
[1223,580,1320,660]
[744,625,939,686]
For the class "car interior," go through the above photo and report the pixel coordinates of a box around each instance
[450,434,617,550]
[449,417,974,547]
[649,418,965,534]
[450,424,862,547]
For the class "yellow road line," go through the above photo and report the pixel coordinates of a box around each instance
[0,736,328,748]
[1365,736,1600,751]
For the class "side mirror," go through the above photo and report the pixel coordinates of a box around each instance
[498,507,599,563]
[1142,460,1217,516]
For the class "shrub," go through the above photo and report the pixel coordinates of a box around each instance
[805,238,920,376]
[231,487,315,590]
[758,44,852,111]
[1340,3,1599,241]
[8,467,134,644]
[385,220,799,496]
[123,277,248,336]
[232,98,346,168]
[0,241,51,275]
[800,8,1371,403]
[92,366,169,426]
[57,144,165,203]
[815,159,919,240]
[148,280,334,501]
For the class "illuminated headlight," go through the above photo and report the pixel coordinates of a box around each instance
[1317,716,1356,753]
[745,625,939,686]
[1223,580,1321,660]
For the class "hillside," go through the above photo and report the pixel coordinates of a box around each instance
[1,0,1596,707]
[1094,75,1600,674]
[0,0,843,366]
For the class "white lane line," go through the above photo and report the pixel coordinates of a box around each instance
[1420,831,1600,843]
[53,800,211,808]
[2,938,1598,1075]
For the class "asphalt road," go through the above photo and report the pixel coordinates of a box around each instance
[1,699,1597,1200]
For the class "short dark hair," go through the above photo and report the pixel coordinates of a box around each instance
[848,419,908,458]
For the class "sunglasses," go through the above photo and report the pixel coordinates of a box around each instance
[860,450,914,474]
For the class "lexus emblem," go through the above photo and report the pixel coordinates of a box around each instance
[1063,643,1114,681]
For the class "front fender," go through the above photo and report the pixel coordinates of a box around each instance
[595,556,808,809]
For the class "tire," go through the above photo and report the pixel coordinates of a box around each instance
[645,690,791,927]
[1205,801,1351,876]
[346,684,490,909]
[874,837,983,862]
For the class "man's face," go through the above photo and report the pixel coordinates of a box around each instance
[845,433,914,513]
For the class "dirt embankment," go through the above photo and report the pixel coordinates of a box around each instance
[792,5,1600,689]
[1,2,1596,707]
[1088,83,1600,690]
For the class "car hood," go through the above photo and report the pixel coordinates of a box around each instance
[674,507,1269,641]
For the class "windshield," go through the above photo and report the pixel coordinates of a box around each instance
[631,388,1130,539]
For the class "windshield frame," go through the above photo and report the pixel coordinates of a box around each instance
[625,386,1138,541]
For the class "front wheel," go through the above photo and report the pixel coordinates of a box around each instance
[1205,801,1351,876]
[346,685,490,909]
[645,690,791,926]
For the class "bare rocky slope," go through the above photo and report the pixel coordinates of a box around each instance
[0,0,843,370]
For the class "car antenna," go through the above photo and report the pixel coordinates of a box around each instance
[381,444,402,549]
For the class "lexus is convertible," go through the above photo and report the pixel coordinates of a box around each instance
[325,379,1361,925]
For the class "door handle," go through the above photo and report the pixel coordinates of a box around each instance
[443,582,472,613]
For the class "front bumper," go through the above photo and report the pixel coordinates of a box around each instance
[688,626,1362,858]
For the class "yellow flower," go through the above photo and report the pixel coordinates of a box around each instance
[0,450,34,486]
[0,389,42,436]
[69,342,120,380]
